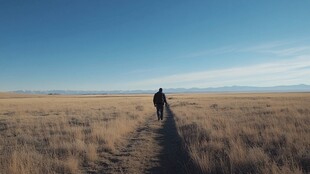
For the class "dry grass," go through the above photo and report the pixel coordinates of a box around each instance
[169,93,310,174]
[1,92,309,174]
[0,94,154,174]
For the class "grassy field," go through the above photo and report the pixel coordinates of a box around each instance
[0,93,154,174]
[0,93,309,174]
[169,93,310,174]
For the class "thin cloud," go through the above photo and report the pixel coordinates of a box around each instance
[127,57,310,89]
[258,46,310,57]
[241,40,310,57]
[181,39,310,59]
[240,40,297,52]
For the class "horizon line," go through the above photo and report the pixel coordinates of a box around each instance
[3,84,310,93]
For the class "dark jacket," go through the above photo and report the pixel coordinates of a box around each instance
[153,91,167,105]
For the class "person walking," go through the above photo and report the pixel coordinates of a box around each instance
[153,88,168,120]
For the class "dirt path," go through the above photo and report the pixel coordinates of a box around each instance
[93,106,194,174]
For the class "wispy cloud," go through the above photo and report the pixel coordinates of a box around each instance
[256,46,310,57]
[181,39,310,58]
[118,40,310,90]
[126,56,310,89]
[240,40,310,57]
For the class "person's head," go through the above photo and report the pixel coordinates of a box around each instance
[159,88,163,92]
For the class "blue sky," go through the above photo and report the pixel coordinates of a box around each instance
[1,0,310,91]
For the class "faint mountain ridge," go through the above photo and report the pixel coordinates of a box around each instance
[163,84,310,93]
[12,84,310,95]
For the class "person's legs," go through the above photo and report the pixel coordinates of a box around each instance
[156,106,160,120]
[156,104,164,121]
[158,105,164,120]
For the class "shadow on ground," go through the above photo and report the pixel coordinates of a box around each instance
[146,106,203,174]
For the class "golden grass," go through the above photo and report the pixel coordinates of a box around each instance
[169,93,310,174]
[1,93,309,174]
[0,94,154,174]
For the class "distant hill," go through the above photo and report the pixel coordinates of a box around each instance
[164,84,310,93]
[11,84,310,95]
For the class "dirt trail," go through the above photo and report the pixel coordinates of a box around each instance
[93,106,194,174]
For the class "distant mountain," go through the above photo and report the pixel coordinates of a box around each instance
[11,84,310,95]
[163,84,310,93]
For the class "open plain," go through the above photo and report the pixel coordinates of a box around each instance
[0,93,309,174]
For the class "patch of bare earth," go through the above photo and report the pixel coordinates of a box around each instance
[91,106,193,174]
